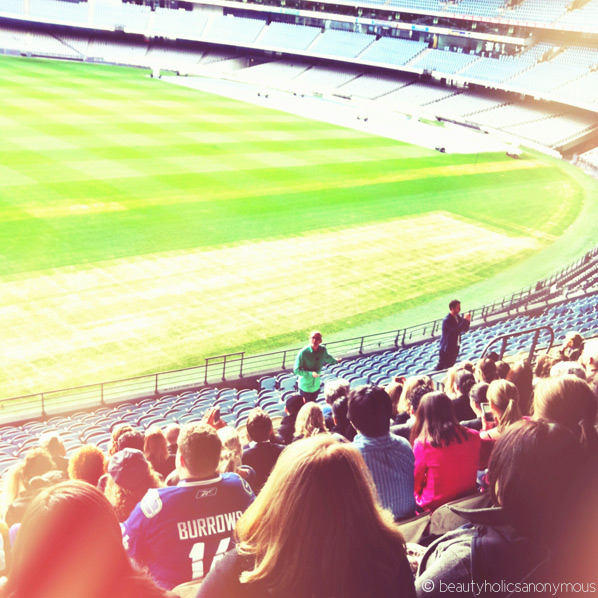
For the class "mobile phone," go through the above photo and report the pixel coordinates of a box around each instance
[481,403,494,424]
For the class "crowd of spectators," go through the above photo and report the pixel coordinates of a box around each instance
[0,331,596,596]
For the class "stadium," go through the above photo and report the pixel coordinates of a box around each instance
[0,0,597,594]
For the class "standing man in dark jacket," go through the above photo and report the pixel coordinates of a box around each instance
[436,299,471,370]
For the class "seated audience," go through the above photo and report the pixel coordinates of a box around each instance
[242,409,284,493]
[330,396,356,441]
[534,350,561,381]
[277,394,304,444]
[494,360,510,379]
[104,448,162,522]
[460,382,488,431]
[217,427,256,491]
[164,424,180,457]
[444,362,474,400]
[390,384,430,440]
[579,338,598,388]
[474,357,497,384]
[479,379,522,468]
[68,445,106,487]
[144,426,176,479]
[451,370,476,421]
[117,430,145,453]
[505,359,533,416]
[108,424,135,456]
[38,432,68,474]
[293,402,327,441]
[396,376,434,425]
[415,420,597,597]
[410,392,480,511]
[558,330,584,362]
[197,435,416,598]
[323,379,350,429]
[349,385,416,521]
[1,481,171,598]
[384,376,405,424]
[122,423,254,590]
[5,448,62,527]
[532,374,598,451]
[550,360,586,379]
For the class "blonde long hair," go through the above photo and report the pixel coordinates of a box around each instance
[235,436,409,597]
[487,379,522,433]
[294,402,326,438]
[217,426,243,473]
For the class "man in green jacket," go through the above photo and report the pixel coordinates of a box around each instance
[293,331,340,402]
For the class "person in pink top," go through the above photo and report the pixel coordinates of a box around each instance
[410,391,481,511]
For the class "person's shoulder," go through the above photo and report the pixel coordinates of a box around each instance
[196,548,256,598]
[220,472,255,497]
[389,431,413,450]
[464,427,480,439]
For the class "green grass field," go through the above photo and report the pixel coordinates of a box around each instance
[0,55,596,400]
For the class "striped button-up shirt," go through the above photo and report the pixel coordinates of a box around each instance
[353,432,416,521]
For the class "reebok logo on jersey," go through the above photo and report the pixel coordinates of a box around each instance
[195,487,218,500]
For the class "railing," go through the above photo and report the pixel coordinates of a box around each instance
[0,244,596,426]
[480,325,555,363]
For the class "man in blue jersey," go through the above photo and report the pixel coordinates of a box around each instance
[122,423,254,590]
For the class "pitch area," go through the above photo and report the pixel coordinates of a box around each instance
[0,56,593,399]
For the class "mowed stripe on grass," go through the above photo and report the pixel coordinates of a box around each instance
[0,56,587,398]
[0,213,541,398]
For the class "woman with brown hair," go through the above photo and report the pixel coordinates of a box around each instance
[1,481,172,598]
[68,445,106,487]
[415,420,597,597]
[197,435,415,598]
[532,374,598,451]
[410,392,481,511]
[506,359,534,416]
[144,426,176,479]
[395,375,435,424]
[104,448,163,522]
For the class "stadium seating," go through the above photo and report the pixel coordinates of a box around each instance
[500,0,570,24]
[556,0,598,30]
[257,22,321,52]
[408,48,479,75]
[202,15,266,46]
[151,7,209,41]
[233,60,310,85]
[335,72,417,99]
[29,0,87,25]
[1,284,596,479]
[359,37,428,67]
[377,81,460,108]
[308,29,375,59]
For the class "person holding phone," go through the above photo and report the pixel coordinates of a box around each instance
[436,300,471,371]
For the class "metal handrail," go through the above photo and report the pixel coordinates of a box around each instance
[0,244,596,425]
[480,325,555,363]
